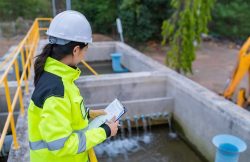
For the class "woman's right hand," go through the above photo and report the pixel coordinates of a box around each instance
[106,116,119,137]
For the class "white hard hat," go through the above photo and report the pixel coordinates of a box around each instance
[46,10,92,45]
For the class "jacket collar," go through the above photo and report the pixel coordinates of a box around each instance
[44,57,81,81]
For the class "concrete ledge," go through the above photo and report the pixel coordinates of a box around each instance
[116,42,167,72]
[160,68,250,162]
[85,42,115,62]
[76,72,167,104]
[7,110,29,162]
[7,84,33,162]
[86,97,174,118]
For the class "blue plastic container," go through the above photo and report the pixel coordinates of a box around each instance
[111,53,129,73]
[212,134,247,162]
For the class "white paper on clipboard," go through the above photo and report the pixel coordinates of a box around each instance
[88,99,126,130]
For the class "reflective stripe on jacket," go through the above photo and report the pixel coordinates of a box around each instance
[28,57,109,162]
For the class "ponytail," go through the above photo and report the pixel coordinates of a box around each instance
[34,41,87,86]
[34,44,53,86]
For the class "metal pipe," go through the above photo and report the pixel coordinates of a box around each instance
[116,18,124,42]
[156,112,162,118]
[51,0,56,17]
[162,112,169,118]
[133,115,138,121]
[66,0,71,10]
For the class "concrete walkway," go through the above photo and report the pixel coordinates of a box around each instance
[7,88,32,162]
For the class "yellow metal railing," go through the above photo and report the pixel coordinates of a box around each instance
[0,17,99,161]
[0,18,47,150]
[81,60,99,76]
[80,60,99,162]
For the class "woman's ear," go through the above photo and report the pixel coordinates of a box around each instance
[73,45,80,56]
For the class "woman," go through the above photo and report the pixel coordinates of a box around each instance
[28,10,118,162]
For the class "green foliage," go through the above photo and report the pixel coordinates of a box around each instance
[161,0,215,73]
[210,0,250,40]
[119,0,171,42]
[119,1,153,42]
[0,0,51,21]
[72,0,171,42]
[0,0,171,43]
[0,0,249,42]
[72,0,117,34]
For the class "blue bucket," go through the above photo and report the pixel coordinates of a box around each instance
[111,53,129,73]
[212,134,247,162]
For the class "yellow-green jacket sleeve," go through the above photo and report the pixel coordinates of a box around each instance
[39,96,107,157]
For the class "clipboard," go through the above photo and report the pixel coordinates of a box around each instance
[88,99,127,129]
[115,106,127,122]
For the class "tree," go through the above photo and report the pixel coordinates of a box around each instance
[72,0,117,34]
[210,0,250,41]
[0,0,51,21]
[161,0,215,73]
[120,0,171,42]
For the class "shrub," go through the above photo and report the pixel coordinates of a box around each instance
[210,0,250,41]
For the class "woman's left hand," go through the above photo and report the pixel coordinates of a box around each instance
[89,109,106,118]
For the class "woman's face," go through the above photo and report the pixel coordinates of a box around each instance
[72,45,88,65]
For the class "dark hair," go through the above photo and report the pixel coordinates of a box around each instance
[34,41,87,86]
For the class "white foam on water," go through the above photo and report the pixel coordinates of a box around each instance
[95,134,152,157]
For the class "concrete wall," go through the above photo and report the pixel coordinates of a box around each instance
[84,41,165,72]
[84,42,115,62]
[0,81,23,132]
[76,71,174,118]
[79,41,250,161]
[116,42,166,72]
[7,41,250,162]
[82,42,250,162]
[0,81,24,113]
[37,40,165,73]
[161,68,250,162]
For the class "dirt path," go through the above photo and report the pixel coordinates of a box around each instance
[0,36,23,56]
[140,41,242,94]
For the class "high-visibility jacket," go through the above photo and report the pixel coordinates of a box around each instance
[28,57,110,162]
